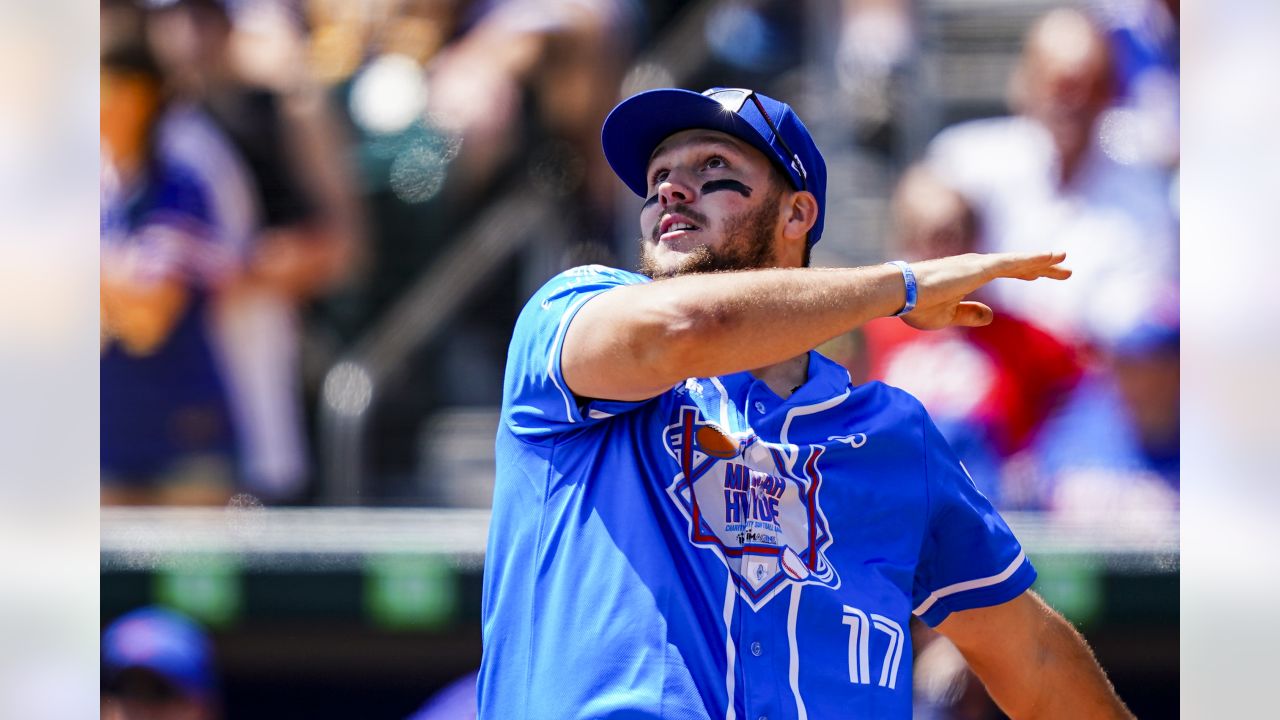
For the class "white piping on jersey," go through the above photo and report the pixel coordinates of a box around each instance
[546,292,600,424]
[841,605,871,684]
[776,378,850,720]
[586,408,614,420]
[787,584,808,720]
[913,549,1027,616]
[778,389,851,473]
[870,614,905,689]
[721,575,738,720]
[709,377,732,430]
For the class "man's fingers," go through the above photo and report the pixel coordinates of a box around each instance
[951,301,994,327]
[1015,250,1066,266]
[988,251,1066,273]
[910,252,1069,317]
[1013,265,1072,281]
[987,251,1070,281]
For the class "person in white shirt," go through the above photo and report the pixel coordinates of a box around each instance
[925,8,1177,349]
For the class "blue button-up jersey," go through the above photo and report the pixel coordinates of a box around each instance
[480,266,1036,719]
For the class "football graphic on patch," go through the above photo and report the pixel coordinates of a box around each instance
[695,424,738,458]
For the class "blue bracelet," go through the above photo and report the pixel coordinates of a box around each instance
[886,261,917,316]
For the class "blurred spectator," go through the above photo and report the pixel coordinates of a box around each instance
[323,0,641,483]
[925,7,1177,350]
[144,0,365,501]
[101,606,221,720]
[416,0,636,248]
[147,0,361,276]
[835,0,914,146]
[100,4,254,505]
[918,7,1180,515]
[321,0,636,239]
[1008,292,1180,518]
[859,167,1082,504]
[1089,0,1179,167]
[837,0,913,86]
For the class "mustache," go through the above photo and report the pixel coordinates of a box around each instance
[650,204,710,242]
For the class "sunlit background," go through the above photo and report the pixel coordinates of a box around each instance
[3,0,1275,716]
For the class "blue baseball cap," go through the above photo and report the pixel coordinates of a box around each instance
[602,87,828,245]
[102,606,216,699]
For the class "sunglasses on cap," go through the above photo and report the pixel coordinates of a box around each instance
[701,88,808,191]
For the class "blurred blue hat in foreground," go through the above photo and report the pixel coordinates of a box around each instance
[102,606,216,698]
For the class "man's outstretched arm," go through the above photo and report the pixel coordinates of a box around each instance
[561,251,1070,401]
[935,590,1135,720]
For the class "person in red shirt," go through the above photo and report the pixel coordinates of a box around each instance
[858,166,1081,506]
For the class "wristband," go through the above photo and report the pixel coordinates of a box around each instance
[885,261,917,316]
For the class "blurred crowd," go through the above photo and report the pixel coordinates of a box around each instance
[852,1,1179,526]
[99,0,639,506]
[100,0,1179,522]
[100,0,363,506]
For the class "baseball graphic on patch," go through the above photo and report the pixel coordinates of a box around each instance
[696,424,739,458]
[780,546,811,581]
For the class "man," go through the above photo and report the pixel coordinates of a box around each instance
[925,8,1177,349]
[479,87,1132,719]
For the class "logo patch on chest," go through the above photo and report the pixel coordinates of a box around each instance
[663,406,839,609]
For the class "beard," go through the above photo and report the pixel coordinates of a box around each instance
[638,189,782,279]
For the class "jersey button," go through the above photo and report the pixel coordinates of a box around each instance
[750,641,762,656]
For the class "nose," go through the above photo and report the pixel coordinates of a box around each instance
[657,170,696,208]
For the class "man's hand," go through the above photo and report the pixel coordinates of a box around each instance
[902,251,1071,330]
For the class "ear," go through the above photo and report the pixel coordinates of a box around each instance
[782,190,819,244]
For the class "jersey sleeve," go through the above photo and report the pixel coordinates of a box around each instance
[119,160,243,289]
[101,162,220,287]
[912,412,1036,627]
[502,265,655,442]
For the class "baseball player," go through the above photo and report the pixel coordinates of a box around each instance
[479,87,1132,719]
